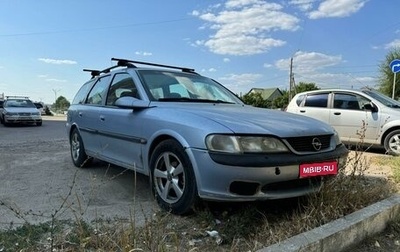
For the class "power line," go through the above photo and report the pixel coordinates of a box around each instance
[0,17,194,37]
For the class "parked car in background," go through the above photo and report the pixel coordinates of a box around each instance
[34,102,46,115]
[0,96,42,126]
[286,88,400,155]
[66,58,348,214]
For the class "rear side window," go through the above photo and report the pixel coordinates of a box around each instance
[72,80,95,105]
[86,76,111,105]
[304,93,328,108]
[296,94,305,106]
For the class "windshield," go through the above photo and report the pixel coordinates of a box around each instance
[138,70,243,104]
[362,90,400,108]
[4,99,36,108]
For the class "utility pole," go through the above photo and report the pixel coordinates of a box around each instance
[288,57,293,103]
[52,88,61,113]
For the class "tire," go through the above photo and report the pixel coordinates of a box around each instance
[36,122,42,126]
[70,128,89,167]
[384,129,400,156]
[150,139,198,215]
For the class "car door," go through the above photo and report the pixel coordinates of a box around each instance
[329,92,381,144]
[78,75,111,156]
[297,92,331,124]
[96,73,144,171]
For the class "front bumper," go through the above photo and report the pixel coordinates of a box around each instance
[188,144,349,201]
[4,115,42,124]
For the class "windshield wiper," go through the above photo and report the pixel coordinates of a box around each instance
[157,98,235,104]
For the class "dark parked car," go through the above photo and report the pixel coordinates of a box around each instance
[66,58,348,214]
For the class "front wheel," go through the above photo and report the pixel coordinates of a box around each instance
[70,128,90,167]
[384,130,400,156]
[150,139,198,215]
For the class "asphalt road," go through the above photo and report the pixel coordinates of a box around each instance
[0,117,157,229]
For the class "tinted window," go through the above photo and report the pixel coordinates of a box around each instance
[304,93,328,108]
[86,76,111,105]
[334,93,370,110]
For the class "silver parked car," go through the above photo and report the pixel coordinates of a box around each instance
[286,88,400,155]
[66,58,348,214]
[0,96,42,126]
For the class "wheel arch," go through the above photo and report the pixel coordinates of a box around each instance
[381,126,400,146]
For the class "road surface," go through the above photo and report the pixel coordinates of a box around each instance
[0,117,157,228]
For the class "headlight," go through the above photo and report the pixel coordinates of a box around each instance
[333,130,342,145]
[205,135,289,153]
[32,112,40,116]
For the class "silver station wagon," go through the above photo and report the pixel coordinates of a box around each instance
[66,58,348,214]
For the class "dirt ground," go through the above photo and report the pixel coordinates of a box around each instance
[345,150,400,252]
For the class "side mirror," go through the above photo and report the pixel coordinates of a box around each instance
[363,103,378,112]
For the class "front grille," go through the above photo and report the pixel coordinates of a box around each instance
[285,134,332,152]
[18,112,31,116]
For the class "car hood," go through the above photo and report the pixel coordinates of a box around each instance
[153,103,334,138]
[3,107,39,113]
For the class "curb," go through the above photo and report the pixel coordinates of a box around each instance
[259,194,400,252]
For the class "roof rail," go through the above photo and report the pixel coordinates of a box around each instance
[111,58,196,73]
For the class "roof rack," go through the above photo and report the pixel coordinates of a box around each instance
[111,58,196,73]
[84,58,196,78]
[6,95,30,99]
[83,60,138,78]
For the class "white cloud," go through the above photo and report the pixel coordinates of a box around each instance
[38,58,77,65]
[223,58,230,62]
[219,73,262,92]
[45,78,67,83]
[308,0,367,19]
[135,51,153,56]
[384,39,400,49]
[275,51,343,73]
[289,0,317,11]
[195,1,299,55]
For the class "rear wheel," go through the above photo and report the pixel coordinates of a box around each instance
[70,128,90,167]
[384,130,400,156]
[150,139,198,215]
[36,121,42,126]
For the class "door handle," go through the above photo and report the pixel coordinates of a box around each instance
[100,115,105,121]
[300,110,306,113]
[78,112,83,117]
[334,112,341,115]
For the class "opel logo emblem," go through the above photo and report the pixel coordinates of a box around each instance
[312,137,322,151]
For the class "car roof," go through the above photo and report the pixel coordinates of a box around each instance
[294,88,368,96]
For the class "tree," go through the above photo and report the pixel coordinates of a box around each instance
[241,92,271,108]
[53,96,70,112]
[377,47,400,100]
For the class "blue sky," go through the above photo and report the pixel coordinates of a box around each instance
[0,0,399,104]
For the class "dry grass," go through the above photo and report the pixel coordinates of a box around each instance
[0,148,397,252]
